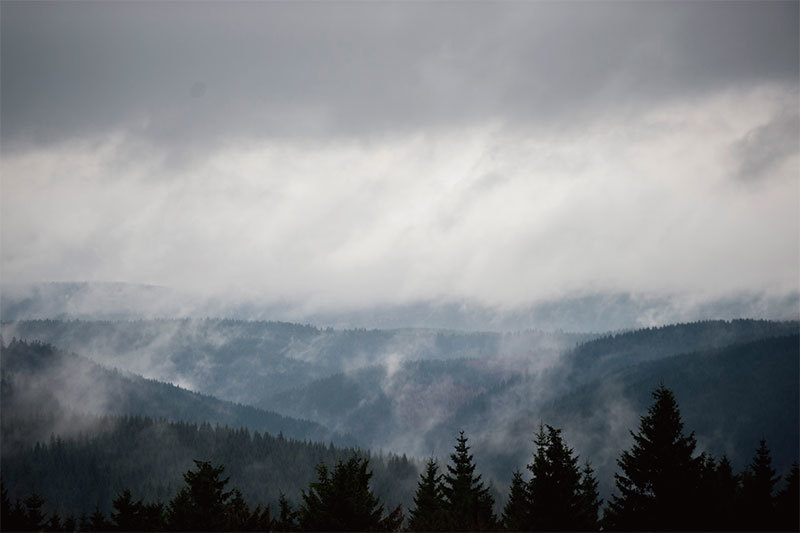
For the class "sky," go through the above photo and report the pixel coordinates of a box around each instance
[1,1,799,315]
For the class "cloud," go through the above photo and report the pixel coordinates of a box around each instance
[2,83,797,313]
[1,2,797,151]
[1,2,797,314]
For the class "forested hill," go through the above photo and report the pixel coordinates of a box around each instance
[559,319,800,386]
[448,333,799,498]
[0,339,347,448]
[0,414,419,520]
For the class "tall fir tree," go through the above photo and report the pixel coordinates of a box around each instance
[501,470,529,532]
[22,493,47,531]
[111,488,145,531]
[740,439,781,530]
[775,462,799,532]
[408,458,447,532]
[0,480,11,530]
[441,431,496,532]
[89,503,111,531]
[575,462,601,531]
[604,384,702,531]
[298,454,403,532]
[703,454,740,531]
[527,424,590,531]
[168,460,233,531]
[273,492,298,531]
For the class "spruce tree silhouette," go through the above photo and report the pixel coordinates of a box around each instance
[408,458,447,531]
[575,462,601,531]
[604,384,702,530]
[501,470,529,531]
[111,488,145,531]
[298,454,403,531]
[527,424,596,531]
[740,439,781,530]
[441,431,496,532]
[274,492,298,531]
[168,460,233,531]
[775,462,799,532]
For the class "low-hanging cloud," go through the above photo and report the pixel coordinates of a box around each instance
[2,86,798,312]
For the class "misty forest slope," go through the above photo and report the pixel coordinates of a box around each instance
[0,319,589,407]
[452,333,799,497]
[0,339,345,447]
[256,321,799,483]
[1,318,797,506]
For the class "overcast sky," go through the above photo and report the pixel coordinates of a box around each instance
[2,1,798,313]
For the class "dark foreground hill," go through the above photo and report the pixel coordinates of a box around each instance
[0,414,418,520]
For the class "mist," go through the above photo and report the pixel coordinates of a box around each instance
[1,1,798,526]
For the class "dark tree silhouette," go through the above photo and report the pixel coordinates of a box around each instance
[168,460,233,531]
[441,431,496,532]
[298,454,403,531]
[273,492,298,531]
[0,480,11,530]
[23,493,47,531]
[604,384,702,531]
[111,488,145,531]
[699,454,740,531]
[527,424,595,531]
[575,462,601,531]
[775,462,799,532]
[89,504,111,531]
[501,470,529,531]
[408,458,446,532]
[740,439,781,530]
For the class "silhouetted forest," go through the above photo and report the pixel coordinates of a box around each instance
[2,384,797,531]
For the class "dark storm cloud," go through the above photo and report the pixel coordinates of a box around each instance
[2,1,797,150]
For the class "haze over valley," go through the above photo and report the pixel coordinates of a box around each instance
[1,1,798,530]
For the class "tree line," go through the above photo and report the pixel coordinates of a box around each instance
[2,385,798,531]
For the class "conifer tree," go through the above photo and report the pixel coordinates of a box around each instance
[0,480,11,529]
[604,384,702,531]
[45,511,63,532]
[63,514,78,533]
[501,470,529,532]
[298,454,403,531]
[527,425,587,531]
[168,460,233,531]
[111,488,144,531]
[408,458,446,532]
[273,492,298,531]
[89,504,111,531]
[441,431,496,532]
[23,492,47,531]
[702,454,740,531]
[141,501,167,532]
[575,462,601,531]
[775,462,799,532]
[224,488,252,531]
[740,439,781,530]
[9,499,28,532]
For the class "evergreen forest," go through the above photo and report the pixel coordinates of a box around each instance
[1,319,798,531]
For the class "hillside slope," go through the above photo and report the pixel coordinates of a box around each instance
[0,339,346,448]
